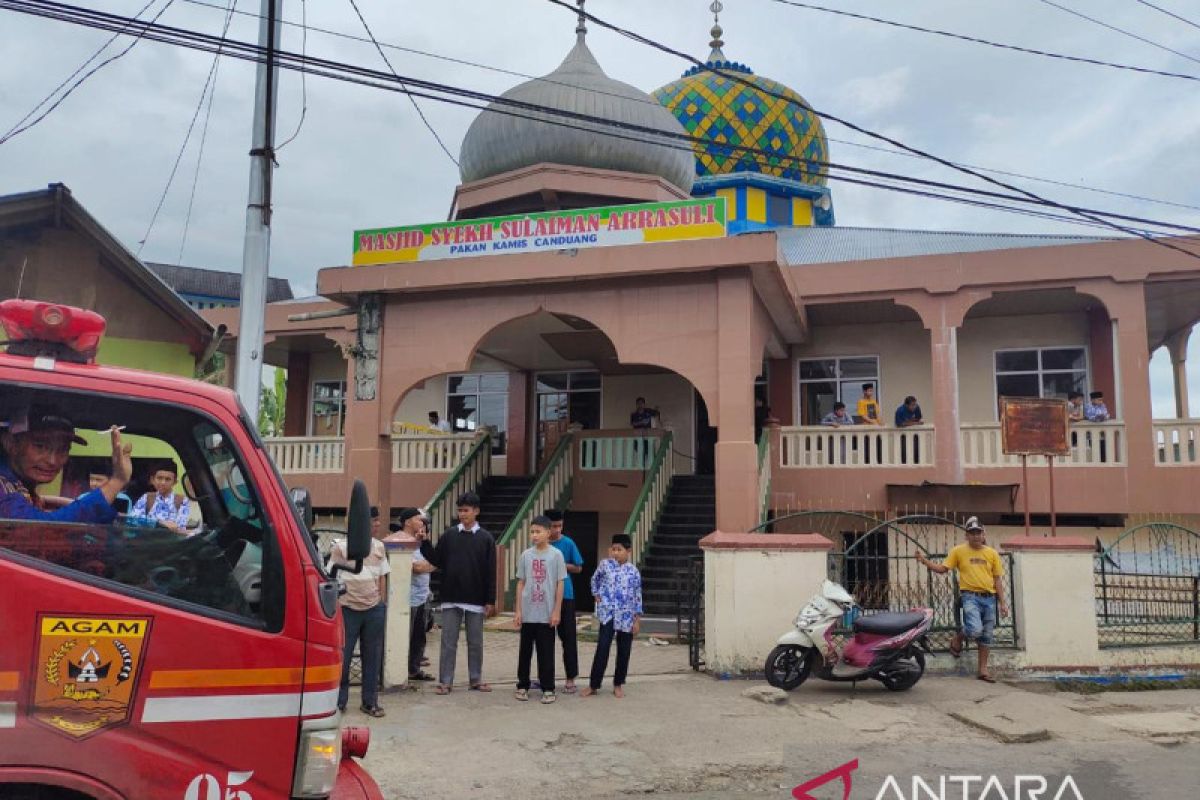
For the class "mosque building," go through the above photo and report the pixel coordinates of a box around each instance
[208,1,1199,616]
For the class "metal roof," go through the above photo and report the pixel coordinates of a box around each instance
[775,226,1113,266]
[146,262,294,304]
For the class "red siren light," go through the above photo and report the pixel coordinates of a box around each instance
[341,726,370,759]
[0,299,107,364]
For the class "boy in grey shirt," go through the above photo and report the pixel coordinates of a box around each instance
[514,515,567,704]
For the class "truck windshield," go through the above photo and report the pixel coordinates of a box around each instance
[0,384,284,630]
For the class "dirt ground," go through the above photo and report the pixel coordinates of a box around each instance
[342,630,1200,799]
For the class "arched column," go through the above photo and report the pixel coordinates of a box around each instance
[1167,327,1192,419]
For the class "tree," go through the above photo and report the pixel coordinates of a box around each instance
[258,369,287,437]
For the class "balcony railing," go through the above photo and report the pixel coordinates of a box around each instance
[578,431,664,470]
[265,434,479,475]
[961,422,1125,467]
[779,425,934,468]
[265,437,345,474]
[1154,419,1199,466]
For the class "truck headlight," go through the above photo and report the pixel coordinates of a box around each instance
[293,728,342,798]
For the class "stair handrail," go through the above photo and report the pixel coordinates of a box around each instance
[757,429,772,526]
[622,431,674,567]
[497,432,576,599]
[423,432,492,542]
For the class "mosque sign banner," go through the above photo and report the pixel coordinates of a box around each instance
[351,197,727,266]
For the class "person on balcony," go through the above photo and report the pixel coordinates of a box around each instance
[894,396,924,428]
[630,397,659,430]
[856,384,883,426]
[428,411,451,433]
[1084,391,1110,422]
[821,402,856,427]
[1066,391,1085,422]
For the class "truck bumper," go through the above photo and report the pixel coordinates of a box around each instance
[332,759,385,800]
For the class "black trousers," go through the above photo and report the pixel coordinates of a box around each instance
[517,622,556,692]
[589,620,632,690]
[556,598,578,680]
[408,602,428,676]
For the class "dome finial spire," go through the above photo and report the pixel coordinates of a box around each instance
[708,1,727,62]
[576,0,587,43]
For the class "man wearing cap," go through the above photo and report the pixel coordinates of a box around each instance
[916,516,1008,683]
[391,507,436,682]
[0,403,132,524]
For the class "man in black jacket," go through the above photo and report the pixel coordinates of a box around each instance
[420,491,496,693]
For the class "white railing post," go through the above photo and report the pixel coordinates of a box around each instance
[777,426,934,468]
[1153,419,1200,465]
[263,436,346,474]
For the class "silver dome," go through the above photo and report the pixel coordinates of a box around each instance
[459,35,695,193]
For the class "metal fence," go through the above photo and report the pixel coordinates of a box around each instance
[1094,521,1200,647]
[675,554,705,671]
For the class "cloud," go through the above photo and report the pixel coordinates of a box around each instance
[836,66,912,117]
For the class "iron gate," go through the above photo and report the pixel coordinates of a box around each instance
[675,554,704,671]
[1095,521,1200,647]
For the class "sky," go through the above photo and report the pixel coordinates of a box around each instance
[0,0,1196,416]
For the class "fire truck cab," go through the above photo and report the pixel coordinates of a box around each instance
[0,300,384,799]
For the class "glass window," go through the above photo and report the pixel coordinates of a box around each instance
[994,347,1088,406]
[447,372,509,454]
[535,373,569,392]
[309,381,345,437]
[0,386,281,628]
[570,372,601,391]
[797,356,880,424]
[767,194,791,226]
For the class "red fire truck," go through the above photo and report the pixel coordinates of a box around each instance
[0,300,384,800]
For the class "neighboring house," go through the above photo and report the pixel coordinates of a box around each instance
[148,261,294,312]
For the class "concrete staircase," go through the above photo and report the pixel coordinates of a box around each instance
[638,474,715,616]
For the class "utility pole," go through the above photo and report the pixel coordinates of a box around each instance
[235,0,283,421]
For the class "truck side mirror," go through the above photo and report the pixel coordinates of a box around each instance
[344,480,372,562]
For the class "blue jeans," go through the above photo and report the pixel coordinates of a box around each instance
[960,593,996,646]
[339,604,386,709]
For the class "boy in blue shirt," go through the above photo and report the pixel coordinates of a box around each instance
[545,509,584,693]
[582,534,643,698]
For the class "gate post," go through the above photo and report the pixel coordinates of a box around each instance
[382,532,416,688]
[699,532,833,675]
[1001,537,1099,668]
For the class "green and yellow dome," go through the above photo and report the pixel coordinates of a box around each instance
[652,47,828,187]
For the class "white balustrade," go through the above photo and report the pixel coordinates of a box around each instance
[1153,419,1200,466]
[779,426,934,468]
[424,435,492,542]
[391,434,477,472]
[264,437,345,474]
[757,433,772,525]
[622,434,673,567]
[578,433,663,470]
[960,422,1126,467]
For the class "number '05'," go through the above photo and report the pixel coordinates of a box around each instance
[184,771,254,800]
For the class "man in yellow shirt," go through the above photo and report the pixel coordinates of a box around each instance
[856,383,883,426]
[916,517,1008,682]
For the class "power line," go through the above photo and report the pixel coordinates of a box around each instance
[177,0,1200,216]
[1132,0,1200,33]
[1035,0,1200,66]
[176,0,236,263]
[547,0,1200,260]
[769,0,1200,82]
[0,0,176,145]
[344,0,458,166]
[138,0,236,255]
[7,0,1200,243]
[275,0,306,151]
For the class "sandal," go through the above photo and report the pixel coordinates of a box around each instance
[949,640,963,658]
[562,681,577,694]
[977,674,996,684]
[359,705,385,717]
[408,671,435,682]
[514,688,529,701]
[434,684,452,695]
[469,683,493,692]
[541,692,557,704]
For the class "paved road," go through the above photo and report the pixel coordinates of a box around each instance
[346,632,1199,799]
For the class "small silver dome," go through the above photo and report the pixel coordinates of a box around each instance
[459,35,695,193]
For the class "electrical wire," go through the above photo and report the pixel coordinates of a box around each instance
[176,0,236,263]
[344,0,458,166]
[547,0,1200,260]
[769,0,1200,82]
[0,0,176,145]
[275,0,306,151]
[6,0,1200,242]
[137,0,236,255]
[1132,0,1200,33]
[177,0,1200,216]
[1035,0,1200,66]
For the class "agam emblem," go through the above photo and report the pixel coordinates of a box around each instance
[31,615,151,739]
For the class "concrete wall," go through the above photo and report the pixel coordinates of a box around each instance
[958,312,1090,422]
[601,372,696,473]
[792,321,932,421]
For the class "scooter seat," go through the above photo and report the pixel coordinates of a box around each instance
[852,611,926,635]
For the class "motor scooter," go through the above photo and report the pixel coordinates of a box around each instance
[765,579,934,692]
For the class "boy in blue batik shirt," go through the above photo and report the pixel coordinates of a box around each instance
[582,534,642,698]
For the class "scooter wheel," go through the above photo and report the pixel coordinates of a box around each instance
[880,651,925,692]
[764,645,812,691]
